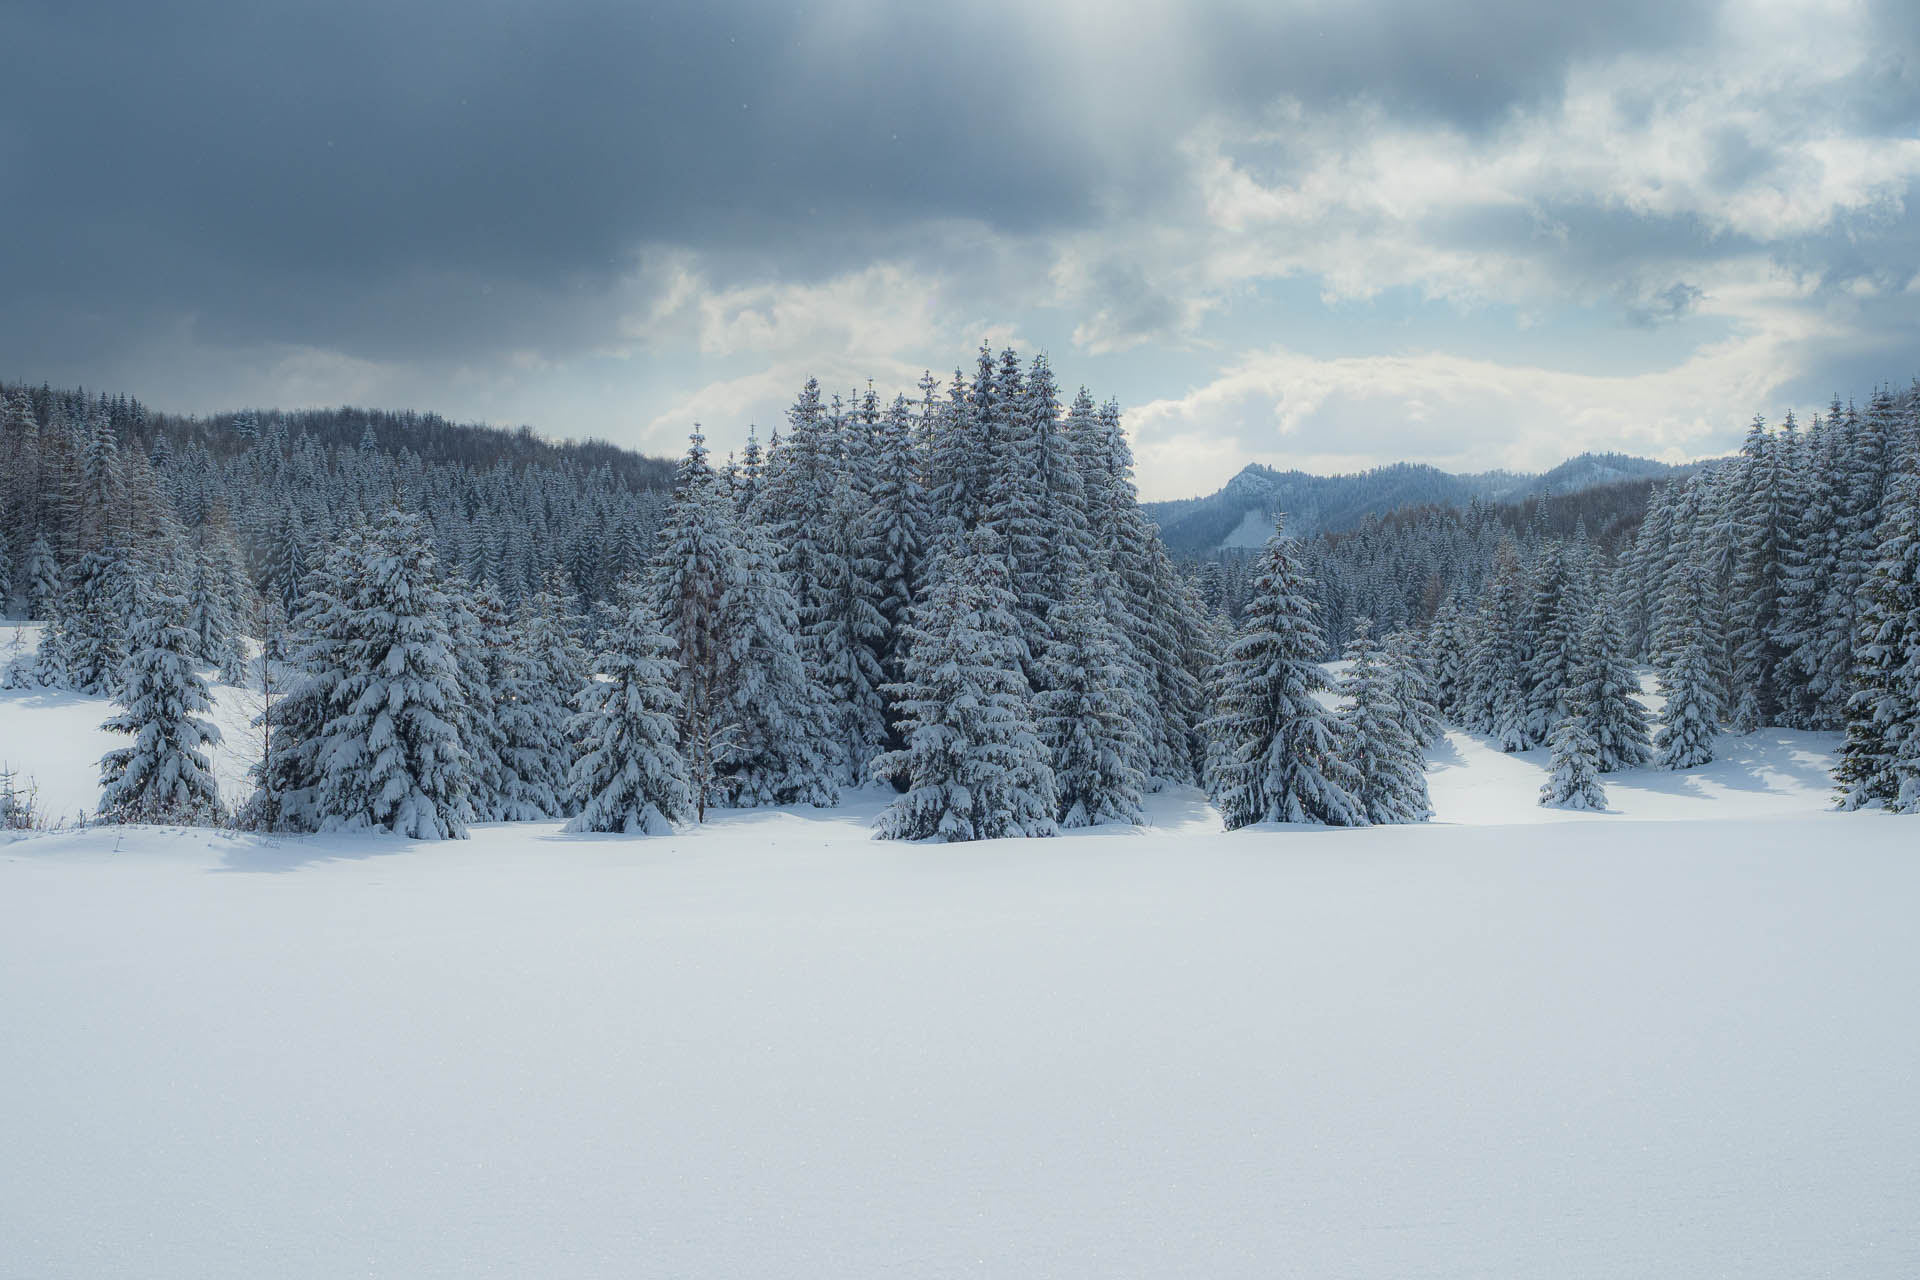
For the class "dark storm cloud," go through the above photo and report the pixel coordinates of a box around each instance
[1192,0,1716,134]
[1,0,1101,371]
[0,0,1746,377]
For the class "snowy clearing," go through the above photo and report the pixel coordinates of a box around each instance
[3,674,1916,1279]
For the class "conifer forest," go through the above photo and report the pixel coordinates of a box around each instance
[3,360,1918,836]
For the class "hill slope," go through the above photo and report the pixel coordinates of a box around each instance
[1147,452,1692,555]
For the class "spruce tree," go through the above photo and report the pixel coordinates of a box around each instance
[734,425,764,515]
[1036,584,1146,828]
[873,533,1058,842]
[1426,596,1471,719]
[1540,715,1608,811]
[652,430,748,815]
[1836,439,1920,811]
[1619,480,1676,659]
[1065,392,1159,784]
[866,393,929,688]
[246,530,361,833]
[97,582,223,825]
[1460,542,1530,750]
[316,508,471,838]
[1575,596,1653,772]
[184,537,240,675]
[1775,409,1849,727]
[925,360,985,550]
[564,583,694,835]
[445,579,512,823]
[22,535,59,620]
[812,462,891,784]
[493,594,579,820]
[655,429,841,812]
[1728,414,1796,727]
[725,519,843,808]
[59,548,135,695]
[1336,620,1431,824]
[1522,541,1589,745]
[1654,565,1725,771]
[1383,626,1444,749]
[1203,519,1366,829]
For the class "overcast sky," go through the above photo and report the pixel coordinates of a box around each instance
[4,0,1917,498]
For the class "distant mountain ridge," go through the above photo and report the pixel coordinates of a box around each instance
[1144,452,1694,555]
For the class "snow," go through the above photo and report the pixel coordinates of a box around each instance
[1221,503,1281,549]
[0,623,261,825]
[4,672,1919,1278]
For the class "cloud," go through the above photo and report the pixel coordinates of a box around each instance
[1624,282,1706,327]
[5,0,1920,500]
[1122,275,1836,499]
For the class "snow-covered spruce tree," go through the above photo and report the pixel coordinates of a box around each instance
[652,429,749,815]
[184,535,241,676]
[22,535,59,621]
[1521,540,1589,745]
[733,425,764,515]
[1425,597,1471,720]
[1575,595,1653,772]
[264,508,310,621]
[1618,479,1676,659]
[1459,540,1530,750]
[811,461,891,784]
[654,428,838,813]
[58,548,138,696]
[1143,542,1214,784]
[922,345,998,551]
[866,392,930,692]
[873,532,1058,842]
[1203,518,1366,830]
[1071,394,1210,787]
[564,581,693,835]
[1835,439,1920,812]
[526,570,591,704]
[243,529,361,832]
[754,385,891,784]
[97,582,223,825]
[725,517,842,808]
[0,526,12,617]
[1828,393,1899,703]
[444,578,511,823]
[1063,389,1159,784]
[1336,620,1431,824]
[0,626,32,688]
[1728,413,1797,728]
[1769,410,1832,727]
[28,604,70,688]
[986,351,1090,678]
[1775,405,1852,728]
[1036,583,1146,828]
[1539,714,1607,811]
[1653,564,1725,771]
[315,507,471,839]
[491,594,579,821]
[1383,626,1445,750]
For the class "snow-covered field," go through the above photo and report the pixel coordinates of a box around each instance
[4,651,1917,1278]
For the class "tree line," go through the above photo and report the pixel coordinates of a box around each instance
[4,365,1916,834]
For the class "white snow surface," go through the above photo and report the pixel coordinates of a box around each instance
[4,666,1918,1278]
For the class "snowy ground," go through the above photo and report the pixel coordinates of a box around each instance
[3,650,1917,1278]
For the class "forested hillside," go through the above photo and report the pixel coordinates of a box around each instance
[4,362,1917,834]
[0,347,1216,837]
[1149,452,1691,555]
[1200,474,1672,654]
